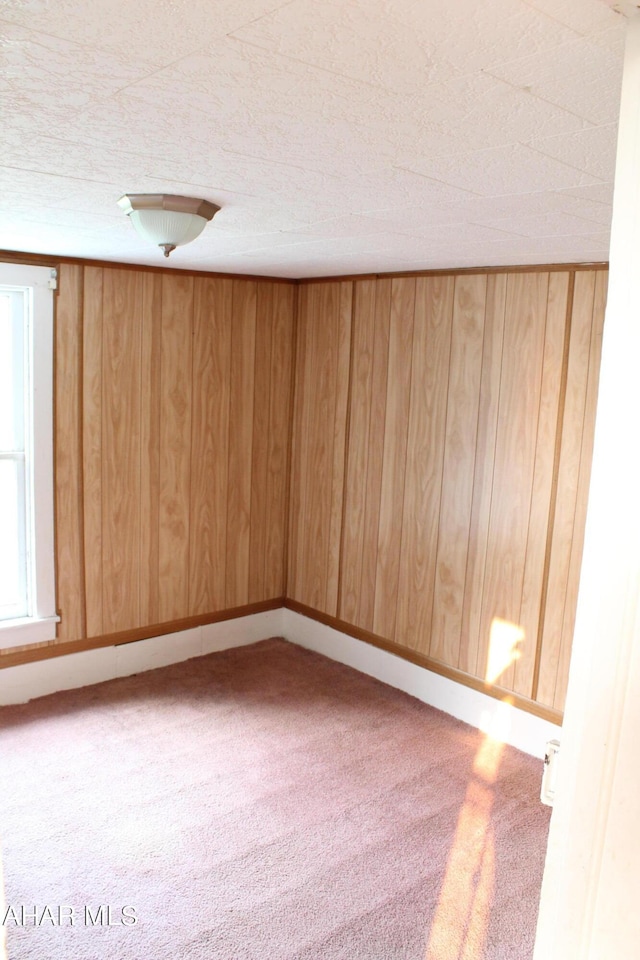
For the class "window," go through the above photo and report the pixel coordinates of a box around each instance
[0,263,58,649]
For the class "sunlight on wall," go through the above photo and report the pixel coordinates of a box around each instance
[485,618,524,685]
[424,737,505,960]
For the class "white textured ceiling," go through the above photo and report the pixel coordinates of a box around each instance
[0,0,626,278]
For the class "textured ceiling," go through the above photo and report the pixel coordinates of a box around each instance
[0,0,626,278]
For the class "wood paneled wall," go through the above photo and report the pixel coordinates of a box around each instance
[4,251,605,718]
[288,268,607,714]
[55,264,294,643]
[288,282,353,614]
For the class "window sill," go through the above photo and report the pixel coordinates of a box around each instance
[0,615,60,650]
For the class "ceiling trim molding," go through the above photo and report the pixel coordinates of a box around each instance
[0,249,610,285]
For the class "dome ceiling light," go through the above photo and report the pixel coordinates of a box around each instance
[117,193,221,258]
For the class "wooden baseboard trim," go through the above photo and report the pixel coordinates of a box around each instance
[284,599,563,726]
[0,595,563,724]
[0,598,284,670]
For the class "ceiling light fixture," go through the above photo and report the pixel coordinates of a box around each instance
[117,193,221,257]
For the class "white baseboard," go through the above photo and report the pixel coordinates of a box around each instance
[0,606,560,759]
[282,609,561,759]
[0,610,285,706]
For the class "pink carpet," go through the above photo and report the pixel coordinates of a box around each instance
[0,638,550,959]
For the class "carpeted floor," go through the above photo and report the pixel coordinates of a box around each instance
[0,638,550,960]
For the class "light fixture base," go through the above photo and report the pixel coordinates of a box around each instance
[117,193,221,256]
[117,194,220,220]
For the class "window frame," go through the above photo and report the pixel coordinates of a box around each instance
[0,262,58,649]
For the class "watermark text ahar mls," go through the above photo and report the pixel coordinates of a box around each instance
[2,905,138,927]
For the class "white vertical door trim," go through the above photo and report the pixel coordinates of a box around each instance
[534,12,640,959]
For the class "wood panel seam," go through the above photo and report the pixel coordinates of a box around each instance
[473,275,509,678]
[457,276,490,670]
[515,272,551,696]
[282,284,298,599]
[78,268,88,639]
[393,284,418,643]
[425,281,455,658]
[551,275,598,707]
[531,271,576,702]
[335,281,357,618]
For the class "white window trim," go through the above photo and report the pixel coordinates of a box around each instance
[0,262,59,649]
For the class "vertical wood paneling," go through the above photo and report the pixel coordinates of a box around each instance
[553,271,606,711]
[45,265,293,649]
[82,266,103,637]
[189,277,233,615]
[55,264,86,641]
[395,276,454,654]
[288,282,351,614]
[340,279,392,630]
[101,269,142,633]
[287,284,309,603]
[537,273,596,705]
[139,272,162,626]
[248,284,273,602]
[44,257,605,718]
[459,274,507,675]
[291,267,603,713]
[225,280,257,608]
[514,272,569,697]
[475,273,550,688]
[327,283,352,615]
[359,280,392,631]
[158,273,194,622]
[264,283,294,599]
[430,274,486,665]
[305,282,336,610]
[340,279,378,624]
[373,278,416,639]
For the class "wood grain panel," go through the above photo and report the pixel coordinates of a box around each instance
[373,278,416,640]
[476,273,550,689]
[263,283,294,599]
[430,274,486,665]
[248,284,273,602]
[339,279,392,629]
[225,280,257,608]
[340,279,378,624]
[304,282,335,610]
[327,282,352,615]
[287,283,308,603]
[395,276,454,654]
[139,272,162,625]
[359,280,392,631]
[82,266,103,637]
[307,282,351,613]
[459,274,507,674]
[514,272,569,697]
[26,256,609,719]
[288,282,351,613]
[293,267,604,710]
[101,269,142,633]
[536,272,597,706]
[536,271,605,708]
[158,273,194,622]
[554,270,606,710]
[189,277,233,614]
[55,263,86,641]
